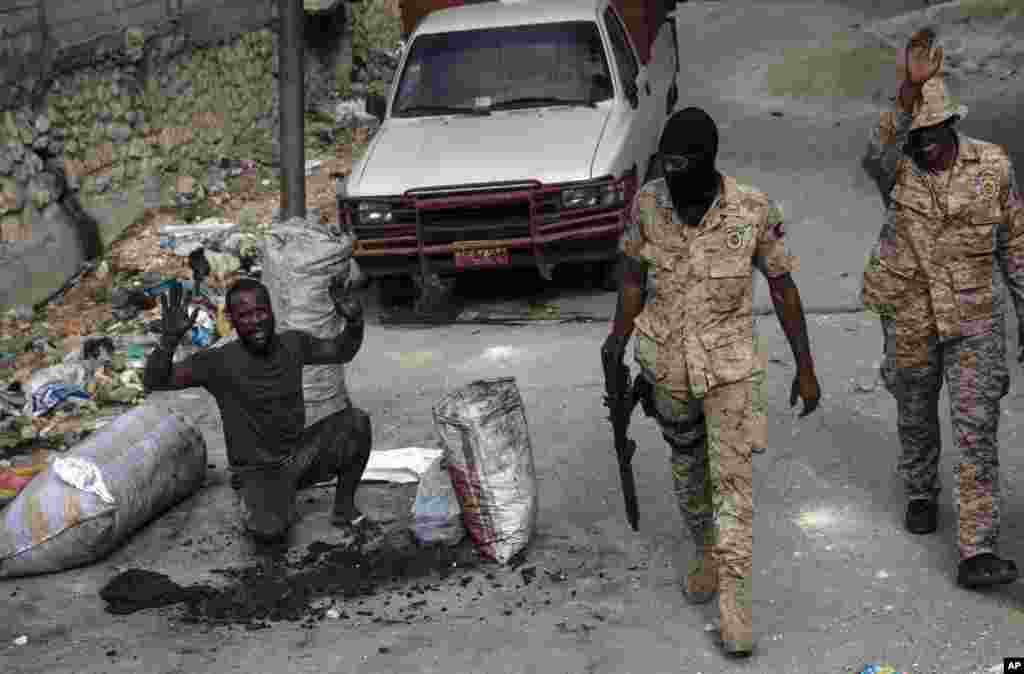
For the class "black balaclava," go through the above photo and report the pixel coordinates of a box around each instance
[658,107,721,220]
[906,117,959,174]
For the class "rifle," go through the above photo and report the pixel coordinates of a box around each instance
[601,347,641,531]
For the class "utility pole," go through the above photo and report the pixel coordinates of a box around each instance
[278,0,306,219]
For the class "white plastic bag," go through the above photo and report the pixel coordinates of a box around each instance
[432,378,538,564]
[410,456,465,546]
[0,404,207,578]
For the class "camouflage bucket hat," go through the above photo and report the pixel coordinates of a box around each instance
[910,77,967,131]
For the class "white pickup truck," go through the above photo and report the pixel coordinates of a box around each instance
[337,0,679,289]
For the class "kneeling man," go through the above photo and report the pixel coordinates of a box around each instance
[144,276,373,543]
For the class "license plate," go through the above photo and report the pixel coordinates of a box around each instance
[454,246,510,269]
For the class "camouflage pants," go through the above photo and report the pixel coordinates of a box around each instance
[645,375,761,588]
[880,318,1009,559]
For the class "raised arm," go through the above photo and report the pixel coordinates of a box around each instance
[864,29,944,202]
[143,284,206,392]
[302,273,366,365]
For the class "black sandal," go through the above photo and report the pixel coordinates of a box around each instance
[957,553,1019,589]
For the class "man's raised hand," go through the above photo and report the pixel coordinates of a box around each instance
[905,28,943,86]
[159,283,198,344]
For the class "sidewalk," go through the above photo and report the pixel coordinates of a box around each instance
[2,311,1022,674]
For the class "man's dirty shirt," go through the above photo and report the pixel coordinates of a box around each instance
[619,175,797,400]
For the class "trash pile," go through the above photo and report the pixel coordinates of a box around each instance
[158,216,270,280]
[0,240,246,503]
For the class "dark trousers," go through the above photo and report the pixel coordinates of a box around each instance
[233,406,372,540]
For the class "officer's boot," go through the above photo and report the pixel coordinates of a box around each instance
[718,574,754,656]
[684,543,718,604]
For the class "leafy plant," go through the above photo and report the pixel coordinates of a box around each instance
[351,0,402,68]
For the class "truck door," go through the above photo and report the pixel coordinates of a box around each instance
[603,4,657,181]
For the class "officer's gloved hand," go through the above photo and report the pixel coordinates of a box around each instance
[601,333,628,366]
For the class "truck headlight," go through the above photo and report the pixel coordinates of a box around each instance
[561,182,624,209]
[356,201,394,224]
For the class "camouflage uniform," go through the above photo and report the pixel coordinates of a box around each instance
[861,77,1024,560]
[619,174,796,609]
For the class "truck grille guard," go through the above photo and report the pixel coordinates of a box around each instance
[344,173,637,280]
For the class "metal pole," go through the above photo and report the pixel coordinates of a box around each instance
[278,0,306,219]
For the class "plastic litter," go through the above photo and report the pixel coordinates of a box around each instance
[13,635,27,646]
[28,383,90,418]
[410,455,465,546]
[0,404,207,578]
[81,337,116,362]
[22,363,94,417]
[433,378,538,564]
[52,456,116,505]
[158,219,237,257]
[190,307,217,347]
[0,462,48,507]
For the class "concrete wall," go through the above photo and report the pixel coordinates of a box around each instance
[0,0,351,312]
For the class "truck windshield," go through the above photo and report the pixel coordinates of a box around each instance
[393,21,613,118]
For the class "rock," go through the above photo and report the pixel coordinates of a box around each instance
[34,115,50,135]
[335,98,367,120]
[109,124,133,144]
[46,139,64,156]
[32,134,49,152]
[0,152,11,176]
[94,174,113,194]
[12,304,33,321]
[23,150,43,176]
[206,167,228,195]
[7,142,25,163]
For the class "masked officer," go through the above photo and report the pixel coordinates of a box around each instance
[862,28,1023,588]
[602,107,821,656]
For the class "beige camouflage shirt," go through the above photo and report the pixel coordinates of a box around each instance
[619,175,796,400]
[861,106,1024,368]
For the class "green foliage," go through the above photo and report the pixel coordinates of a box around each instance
[765,33,898,101]
[960,0,1024,19]
[93,285,112,304]
[351,0,402,67]
[335,62,354,99]
[178,198,222,224]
